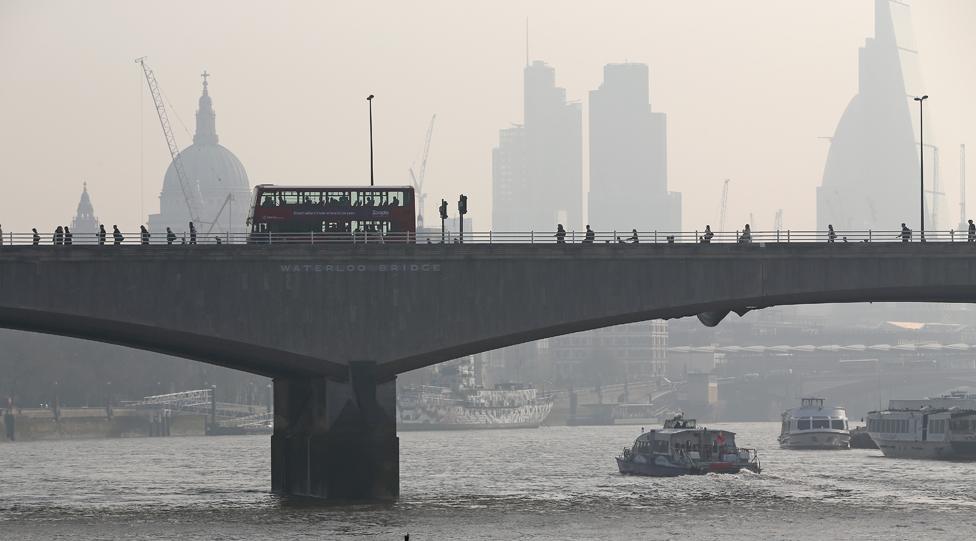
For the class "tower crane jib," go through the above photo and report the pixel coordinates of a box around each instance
[135,57,201,225]
[410,114,436,228]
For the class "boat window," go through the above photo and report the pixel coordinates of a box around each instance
[797,419,811,430]
[929,419,945,433]
[950,418,976,433]
[812,418,830,429]
[831,419,846,430]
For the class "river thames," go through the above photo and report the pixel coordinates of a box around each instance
[1,422,975,539]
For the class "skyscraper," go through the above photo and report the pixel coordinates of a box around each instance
[588,63,679,232]
[491,125,526,232]
[492,61,582,232]
[817,0,925,232]
[148,72,251,236]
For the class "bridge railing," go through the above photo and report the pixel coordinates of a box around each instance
[0,229,971,246]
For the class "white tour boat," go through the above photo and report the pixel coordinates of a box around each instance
[778,398,850,450]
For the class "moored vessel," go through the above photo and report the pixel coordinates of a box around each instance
[615,415,760,476]
[866,392,976,459]
[397,357,553,430]
[778,398,850,450]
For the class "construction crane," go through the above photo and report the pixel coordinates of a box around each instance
[773,209,783,231]
[135,57,201,225]
[719,179,730,231]
[409,114,436,229]
[204,192,233,236]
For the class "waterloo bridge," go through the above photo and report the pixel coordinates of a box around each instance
[2,231,976,500]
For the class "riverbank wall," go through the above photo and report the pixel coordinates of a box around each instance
[0,408,207,442]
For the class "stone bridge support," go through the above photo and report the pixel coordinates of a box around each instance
[271,362,398,500]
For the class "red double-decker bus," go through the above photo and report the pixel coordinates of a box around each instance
[247,185,416,242]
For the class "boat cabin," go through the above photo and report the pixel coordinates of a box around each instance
[781,398,848,434]
[801,398,825,409]
[630,423,738,462]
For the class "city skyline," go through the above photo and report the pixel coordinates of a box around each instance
[4,1,976,235]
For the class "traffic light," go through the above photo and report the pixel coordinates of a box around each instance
[439,199,448,220]
[458,194,468,216]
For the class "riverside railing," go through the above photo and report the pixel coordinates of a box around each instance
[0,229,973,246]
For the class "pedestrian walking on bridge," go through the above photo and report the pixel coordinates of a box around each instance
[189,222,197,245]
[98,224,106,246]
[827,224,837,243]
[554,224,566,244]
[701,225,714,244]
[738,224,752,243]
[629,229,639,244]
[583,225,595,244]
[900,223,912,242]
[166,227,176,245]
[32,228,40,246]
[968,219,975,243]
[112,225,124,246]
[53,226,63,246]
[140,225,150,246]
[64,226,72,246]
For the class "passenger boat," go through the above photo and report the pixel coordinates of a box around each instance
[866,393,976,459]
[615,415,760,476]
[778,398,851,450]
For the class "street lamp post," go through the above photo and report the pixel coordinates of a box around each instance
[915,95,929,241]
[367,95,375,186]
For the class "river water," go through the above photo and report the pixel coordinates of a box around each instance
[1,422,975,540]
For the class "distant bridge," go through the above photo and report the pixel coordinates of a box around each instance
[3,237,976,500]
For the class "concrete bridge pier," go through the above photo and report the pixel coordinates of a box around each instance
[271,362,399,500]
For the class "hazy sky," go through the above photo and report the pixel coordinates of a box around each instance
[2,0,976,233]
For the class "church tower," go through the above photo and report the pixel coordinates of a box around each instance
[70,182,99,234]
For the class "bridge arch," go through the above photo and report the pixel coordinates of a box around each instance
[0,306,346,380]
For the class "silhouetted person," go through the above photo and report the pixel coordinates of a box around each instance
[900,223,911,243]
[166,227,176,245]
[555,224,566,244]
[53,226,63,246]
[701,225,714,244]
[189,222,197,245]
[583,225,595,244]
[968,219,975,243]
[63,226,72,246]
[112,225,123,246]
[391,196,399,206]
[98,224,106,246]
[32,228,40,246]
[739,224,752,243]
[827,224,837,243]
[140,225,150,245]
[214,236,222,245]
[630,229,639,244]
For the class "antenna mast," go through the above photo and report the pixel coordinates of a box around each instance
[960,144,967,231]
